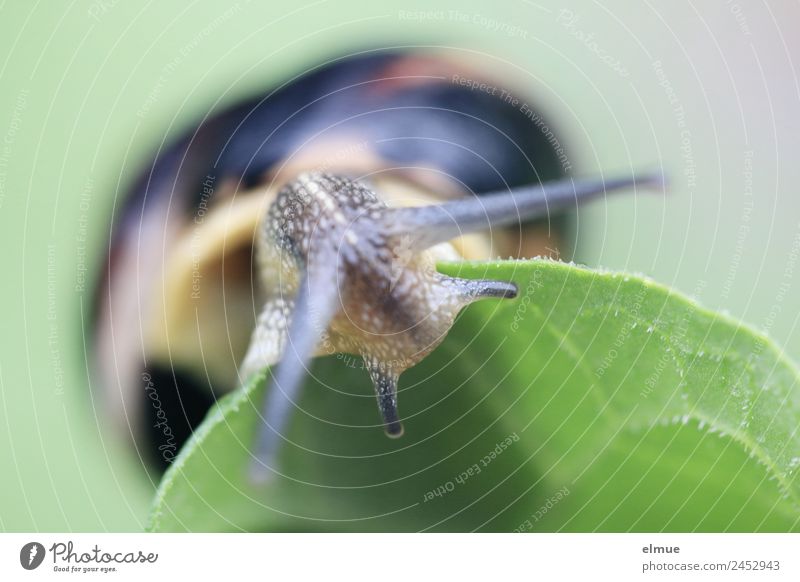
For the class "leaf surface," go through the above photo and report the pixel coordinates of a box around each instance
[148,260,800,532]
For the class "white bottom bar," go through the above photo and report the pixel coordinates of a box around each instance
[1,533,797,580]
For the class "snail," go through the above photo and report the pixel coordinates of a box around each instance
[92,49,661,476]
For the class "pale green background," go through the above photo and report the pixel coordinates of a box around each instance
[0,0,798,530]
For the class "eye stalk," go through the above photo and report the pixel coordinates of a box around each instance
[244,171,665,482]
[386,171,667,251]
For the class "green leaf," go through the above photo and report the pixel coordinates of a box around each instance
[147,260,800,532]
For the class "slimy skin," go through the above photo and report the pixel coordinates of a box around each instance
[243,171,664,480]
[243,173,517,478]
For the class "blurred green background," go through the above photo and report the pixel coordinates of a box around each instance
[1,0,798,531]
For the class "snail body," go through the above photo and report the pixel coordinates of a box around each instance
[92,49,659,472]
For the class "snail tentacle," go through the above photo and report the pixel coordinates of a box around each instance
[363,356,404,438]
[249,247,342,483]
[385,172,667,251]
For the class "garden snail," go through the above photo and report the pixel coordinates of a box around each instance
[92,48,661,475]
